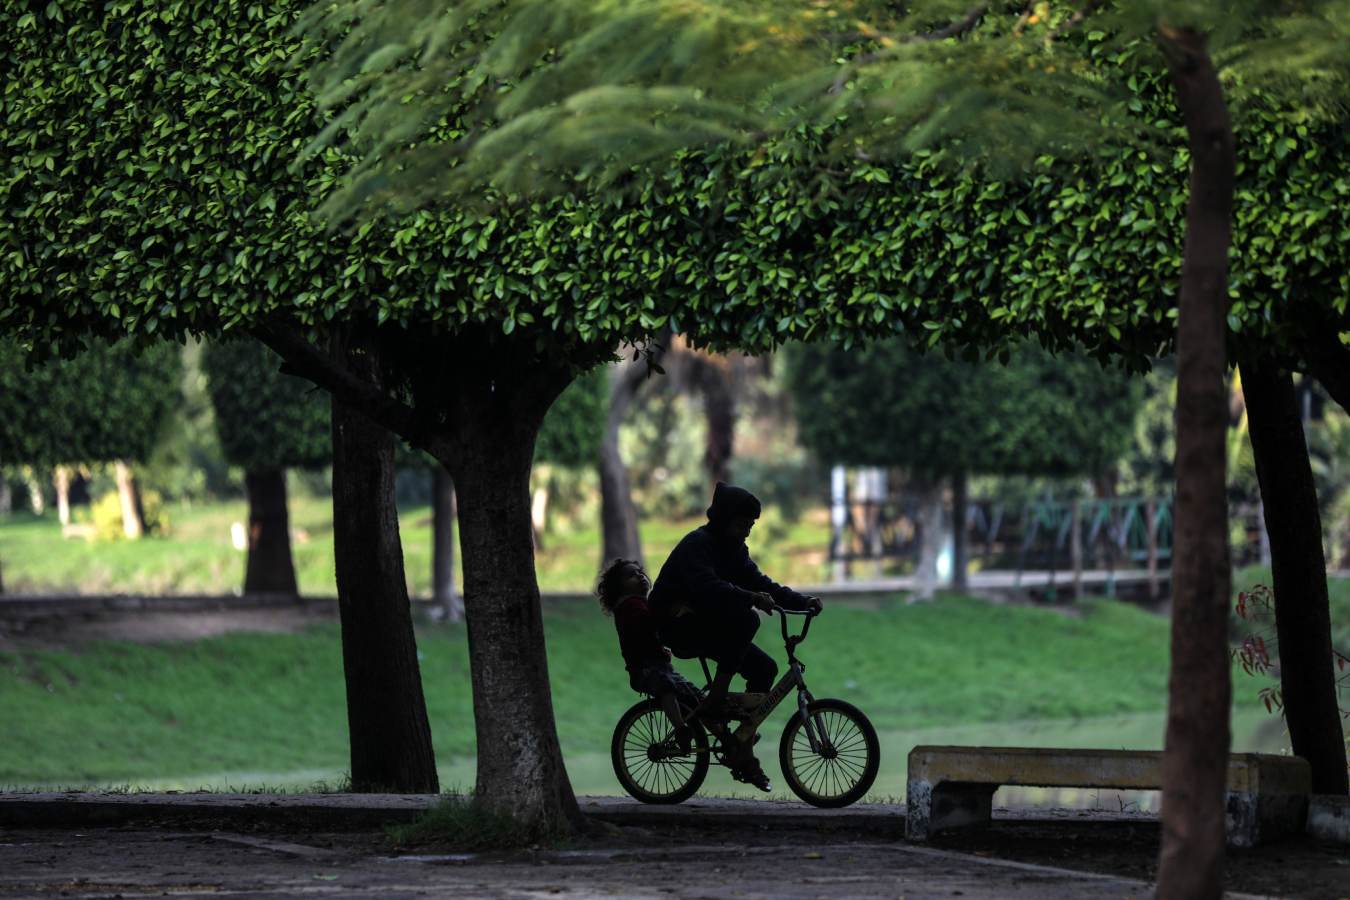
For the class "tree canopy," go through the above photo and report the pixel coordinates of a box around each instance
[0,339,181,467]
[201,340,331,471]
[786,340,1142,478]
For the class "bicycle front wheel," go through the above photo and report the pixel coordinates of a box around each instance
[611,698,710,804]
[779,698,880,808]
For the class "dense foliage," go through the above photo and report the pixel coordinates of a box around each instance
[0,0,904,372]
[0,339,181,467]
[293,3,1348,370]
[534,367,607,469]
[201,340,330,470]
[3,4,1344,374]
[786,340,1142,478]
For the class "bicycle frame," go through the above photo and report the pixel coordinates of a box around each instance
[716,607,833,756]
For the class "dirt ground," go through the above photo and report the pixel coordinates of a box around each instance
[0,607,332,650]
[1,818,1345,899]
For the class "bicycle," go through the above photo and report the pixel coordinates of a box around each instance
[610,605,880,808]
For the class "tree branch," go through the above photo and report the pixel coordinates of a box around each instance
[250,322,441,456]
[831,4,988,94]
[1300,328,1350,415]
[1047,0,1102,42]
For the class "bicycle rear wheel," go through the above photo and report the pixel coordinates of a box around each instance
[779,698,879,808]
[611,698,710,804]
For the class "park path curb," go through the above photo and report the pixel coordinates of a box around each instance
[0,792,906,834]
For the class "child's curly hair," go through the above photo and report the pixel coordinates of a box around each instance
[596,558,645,616]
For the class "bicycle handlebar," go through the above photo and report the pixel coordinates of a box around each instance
[771,603,819,648]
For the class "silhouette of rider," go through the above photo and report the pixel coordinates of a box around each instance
[648,481,822,790]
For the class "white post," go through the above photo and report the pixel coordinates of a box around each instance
[830,465,848,583]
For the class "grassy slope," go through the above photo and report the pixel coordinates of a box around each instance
[0,497,831,595]
[1,596,1265,786]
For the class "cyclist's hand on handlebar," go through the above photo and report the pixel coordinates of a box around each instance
[803,596,824,614]
[751,591,776,613]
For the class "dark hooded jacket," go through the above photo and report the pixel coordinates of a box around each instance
[647,483,811,619]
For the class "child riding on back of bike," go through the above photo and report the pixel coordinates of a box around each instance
[597,558,701,752]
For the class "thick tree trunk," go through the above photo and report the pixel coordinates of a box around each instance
[330,347,439,794]
[951,471,969,592]
[439,367,583,834]
[243,467,299,595]
[432,468,462,623]
[1156,28,1236,900]
[54,466,72,527]
[1241,359,1348,795]
[600,357,648,565]
[113,461,144,538]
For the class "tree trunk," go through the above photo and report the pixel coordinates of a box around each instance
[914,477,944,601]
[330,345,439,794]
[1240,358,1348,795]
[243,467,299,595]
[700,359,736,487]
[951,471,969,592]
[0,473,11,515]
[1156,27,1236,900]
[25,469,45,516]
[432,468,462,623]
[439,366,583,834]
[54,466,72,527]
[113,461,144,539]
[600,357,648,565]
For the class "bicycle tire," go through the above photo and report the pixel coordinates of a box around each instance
[611,698,710,804]
[778,698,880,808]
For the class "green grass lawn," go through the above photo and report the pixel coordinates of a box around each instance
[0,495,832,595]
[0,596,1273,793]
[4,502,1341,798]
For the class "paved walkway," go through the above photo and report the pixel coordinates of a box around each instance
[0,826,1166,899]
[0,793,1318,898]
[0,791,1144,832]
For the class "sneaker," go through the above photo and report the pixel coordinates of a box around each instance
[730,759,773,793]
[673,724,694,754]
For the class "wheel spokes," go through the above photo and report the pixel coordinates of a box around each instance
[623,710,698,798]
[789,709,870,800]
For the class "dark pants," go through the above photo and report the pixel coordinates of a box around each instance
[660,604,778,693]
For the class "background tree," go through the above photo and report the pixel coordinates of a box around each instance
[534,365,608,549]
[599,347,664,565]
[202,339,330,595]
[0,339,181,539]
[787,339,1142,593]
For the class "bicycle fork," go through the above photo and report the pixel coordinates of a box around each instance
[793,681,834,756]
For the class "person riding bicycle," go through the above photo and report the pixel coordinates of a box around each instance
[648,481,823,792]
[597,558,701,752]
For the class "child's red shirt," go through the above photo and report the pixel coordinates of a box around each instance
[612,595,671,674]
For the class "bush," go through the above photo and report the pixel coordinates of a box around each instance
[91,489,168,541]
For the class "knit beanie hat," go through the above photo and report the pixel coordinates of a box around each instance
[706,481,762,522]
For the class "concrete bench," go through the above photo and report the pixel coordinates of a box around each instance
[906,746,1310,847]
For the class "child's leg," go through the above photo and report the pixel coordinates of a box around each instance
[657,688,693,752]
[657,689,686,730]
